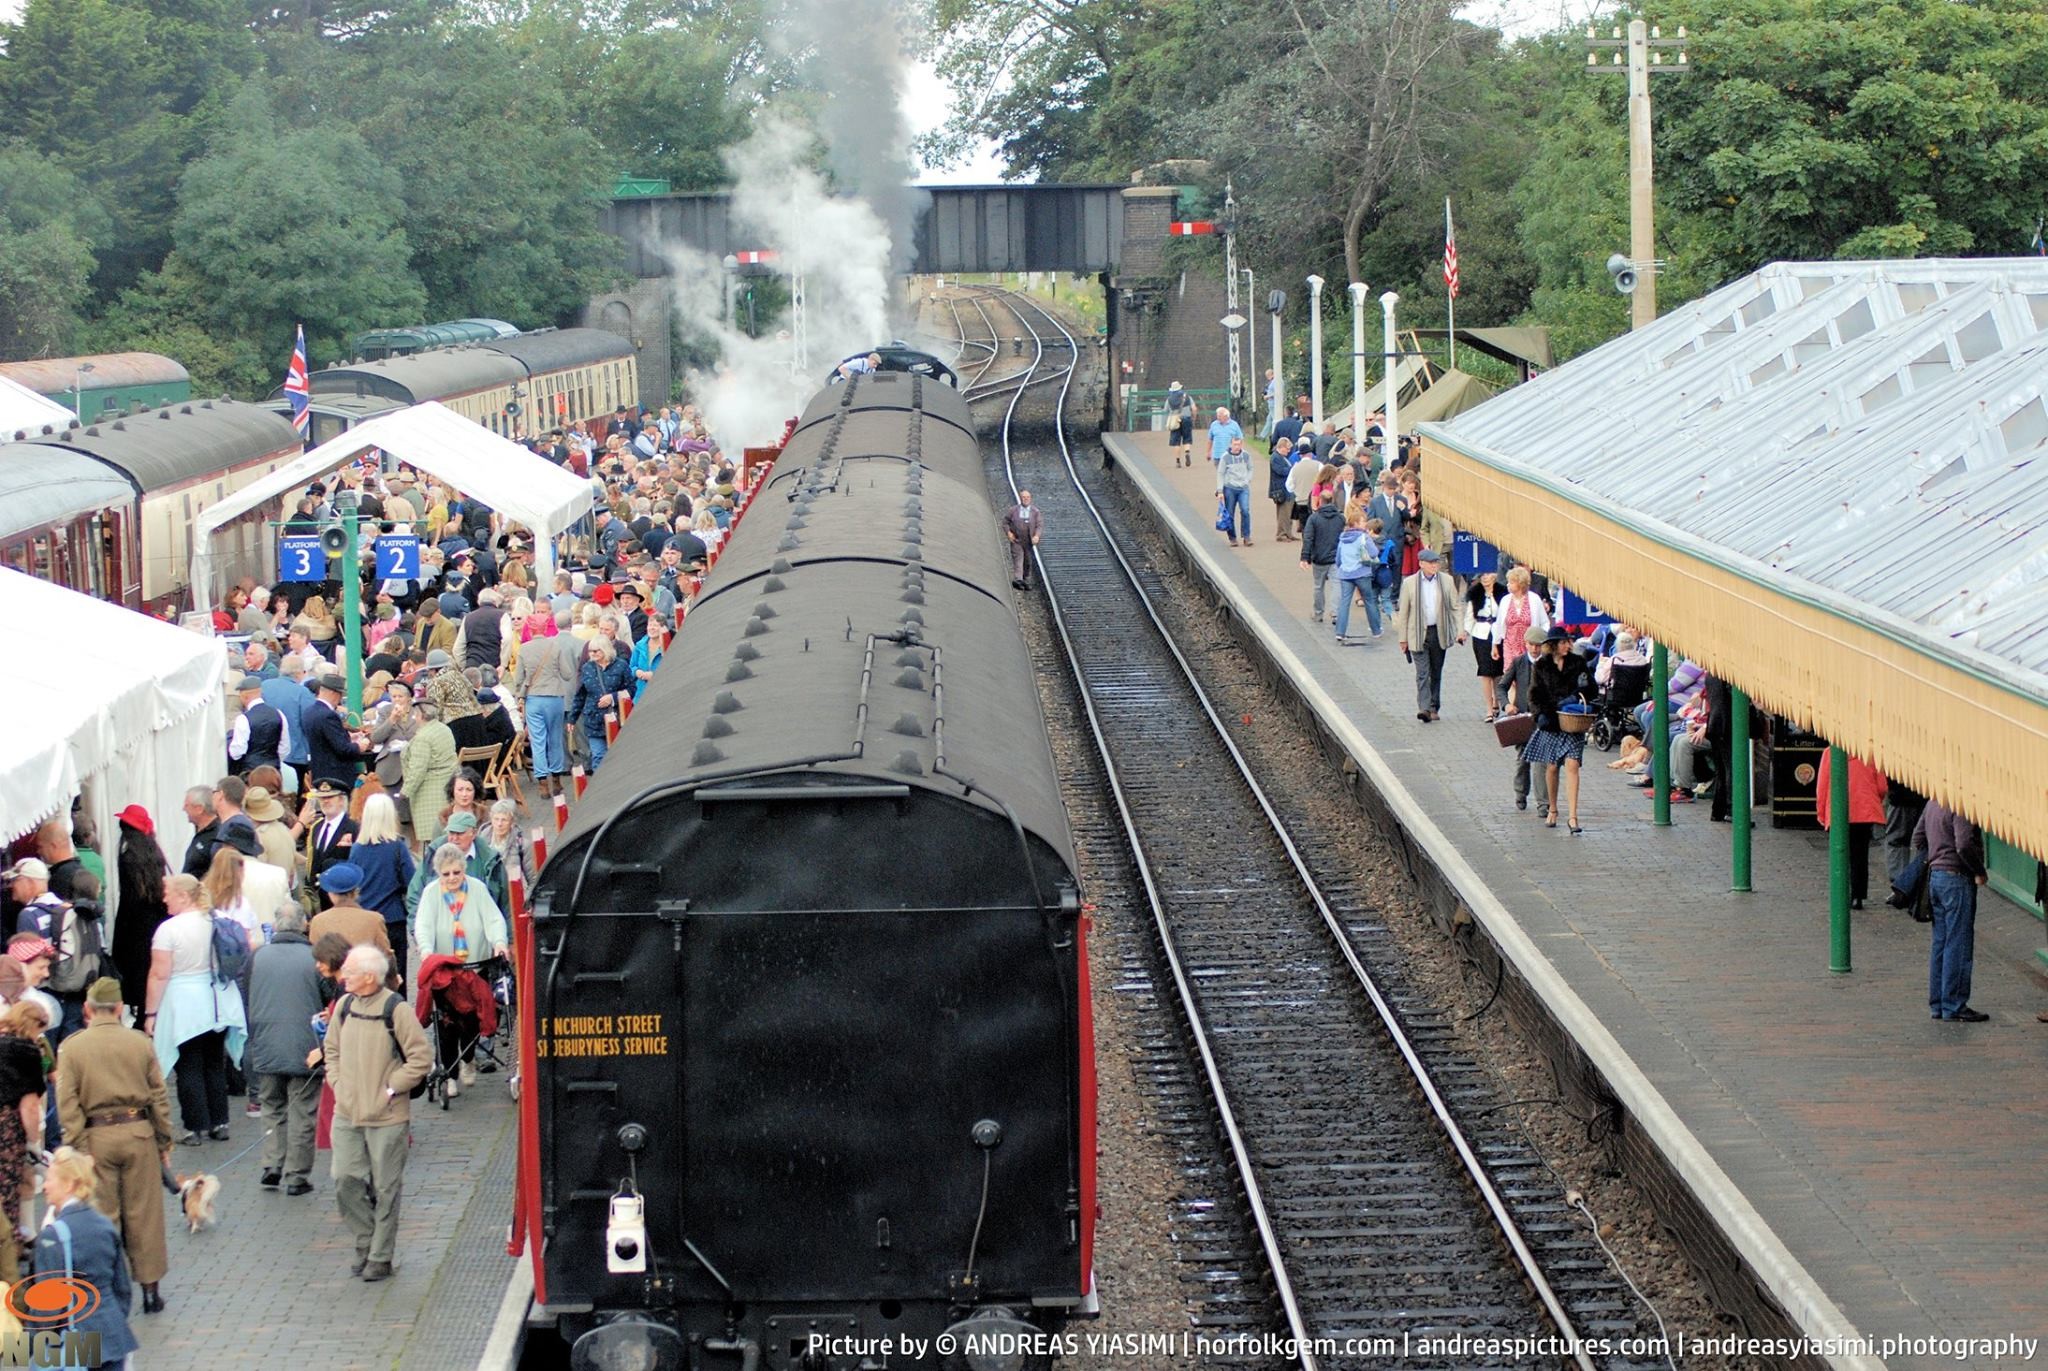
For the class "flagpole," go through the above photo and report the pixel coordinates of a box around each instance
[1445,199,1458,372]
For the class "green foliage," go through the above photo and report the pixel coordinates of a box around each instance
[80,260,268,397]
[0,0,254,296]
[1659,0,2048,271]
[148,85,428,390]
[0,145,111,359]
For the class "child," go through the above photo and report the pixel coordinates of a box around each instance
[1333,511,1382,643]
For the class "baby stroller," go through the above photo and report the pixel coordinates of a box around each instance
[415,953,512,1109]
[1591,657,1652,750]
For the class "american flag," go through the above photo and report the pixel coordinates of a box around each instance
[1443,199,1460,300]
[283,324,311,436]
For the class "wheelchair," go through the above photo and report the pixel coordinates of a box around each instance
[1590,658,1652,751]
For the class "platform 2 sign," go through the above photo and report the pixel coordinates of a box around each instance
[1553,587,1615,625]
[1451,531,1500,578]
[374,534,420,580]
[277,535,326,582]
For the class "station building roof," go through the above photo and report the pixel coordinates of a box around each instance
[1419,258,2048,855]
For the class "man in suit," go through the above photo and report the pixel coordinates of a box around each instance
[299,780,358,906]
[304,675,366,790]
[1394,549,1465,723]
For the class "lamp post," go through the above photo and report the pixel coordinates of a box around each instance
[1243,268,1259,428]
[1305,275,1325,427]
[1267,289,1287,444]
[1379,291,1400,475]
[72,361,95,417]
[1347,282,1369,442]
[721,254,739,331]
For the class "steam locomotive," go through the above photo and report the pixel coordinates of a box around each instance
[526,370,1096,1370]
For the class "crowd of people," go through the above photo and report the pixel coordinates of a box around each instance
[0,396,755,1362]
[1197,389,2023,1027]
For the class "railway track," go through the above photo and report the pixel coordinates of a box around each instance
[951,287,1663,1369]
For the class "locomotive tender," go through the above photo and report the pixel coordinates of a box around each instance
[529,370,1097,1371]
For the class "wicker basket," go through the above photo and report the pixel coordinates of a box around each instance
[1556,711,1595,735]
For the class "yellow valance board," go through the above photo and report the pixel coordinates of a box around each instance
[1420,431,2046,864]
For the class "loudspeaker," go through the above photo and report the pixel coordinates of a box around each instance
[319,524,349,556]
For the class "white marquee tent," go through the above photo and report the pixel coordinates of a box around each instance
[189,401,596,611]
[0,568,229,922]
[0,375,77,435]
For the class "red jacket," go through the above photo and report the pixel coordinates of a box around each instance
[1816,752,1886,829]
[414,953,498,1038]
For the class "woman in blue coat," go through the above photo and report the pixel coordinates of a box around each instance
[571,636,633,771]
[30,1147,139,1368]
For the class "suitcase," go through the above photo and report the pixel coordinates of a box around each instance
[1494,713,1536,750]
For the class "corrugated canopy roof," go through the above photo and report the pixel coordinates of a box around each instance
[1430,258,2048,691]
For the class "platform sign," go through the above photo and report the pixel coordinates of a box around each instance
[278,535,325,582]
[374,534,420,580]
[1451,531,1499,578]
[1553,586,1615,625]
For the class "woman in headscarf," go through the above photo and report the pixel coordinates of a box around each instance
[112,805,171,1009]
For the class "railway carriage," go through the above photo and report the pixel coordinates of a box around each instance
[528,371,1096,1371]
[295,327,639,437]
[0,400,302,611]
[0,352,191,419]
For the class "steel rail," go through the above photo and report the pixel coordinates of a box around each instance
[965,289,1322,1368]
[982,286,1599,1371]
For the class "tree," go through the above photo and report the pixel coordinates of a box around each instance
[0,0,254,295]
[295,22,621,324]
[0,146,111,360]
[161,85,427,387]
[1657,0,2048,269]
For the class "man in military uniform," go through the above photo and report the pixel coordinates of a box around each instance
[56,977,173,1313]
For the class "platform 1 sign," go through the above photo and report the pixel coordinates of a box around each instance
[278,535,325,582]
[374,534,420,580]
[1451,531,1499,578]
[1553,586,1615,625]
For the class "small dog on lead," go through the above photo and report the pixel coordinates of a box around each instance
[161,1167,220,1234]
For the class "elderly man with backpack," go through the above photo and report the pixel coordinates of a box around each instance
[318,944,430,1282]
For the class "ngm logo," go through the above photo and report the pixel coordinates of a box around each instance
[1,1276,103,1368]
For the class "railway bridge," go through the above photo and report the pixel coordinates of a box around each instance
[584,183,1198,408]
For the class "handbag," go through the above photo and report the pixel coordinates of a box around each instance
[1214,497,1231,533]
[1494,713,1536,750]
[1888,853,1934,923]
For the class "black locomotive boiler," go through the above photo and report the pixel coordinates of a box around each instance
[527,371,1097,1371]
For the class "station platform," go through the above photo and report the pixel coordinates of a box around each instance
[130,1063,520,1369]
[1102,429,2048,1369]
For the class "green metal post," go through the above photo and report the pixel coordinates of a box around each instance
[1828,743,1851,973]
[1730,685,1752,892]
[1650,643,1671,826]
[341,508,363,718]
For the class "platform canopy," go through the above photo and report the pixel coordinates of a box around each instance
[189,401,593,611]
[0,375,76,435]
[0,567,228,915]
[1420,258,2048,857]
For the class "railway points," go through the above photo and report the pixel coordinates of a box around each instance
[1097,419,2048,1370]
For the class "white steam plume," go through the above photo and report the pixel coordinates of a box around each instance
[660,1,931,450]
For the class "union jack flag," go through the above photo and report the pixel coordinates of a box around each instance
[1443,199,1460,300]
[283,324,310,436]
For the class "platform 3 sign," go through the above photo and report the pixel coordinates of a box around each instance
[277,535,325,582]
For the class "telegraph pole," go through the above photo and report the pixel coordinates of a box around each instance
[1587,19,1688,330]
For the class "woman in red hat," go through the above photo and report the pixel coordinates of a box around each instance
[111,807,170,1008]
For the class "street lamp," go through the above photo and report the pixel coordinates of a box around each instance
[1347,282,1369,443]
[1242,267,1259,428]
[1266,289,1287,442]
[72,361,95,417]
[1380,291,1401,474]
[1305,275,1325,427]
